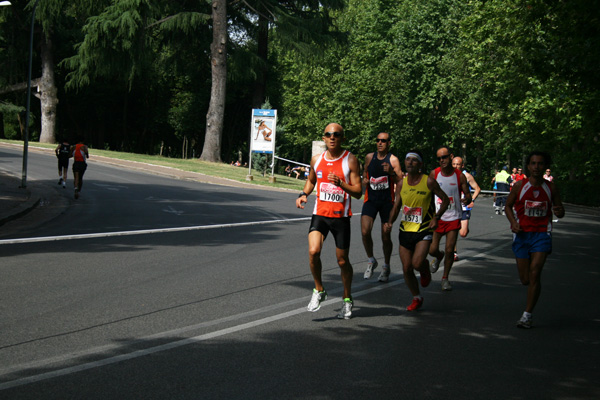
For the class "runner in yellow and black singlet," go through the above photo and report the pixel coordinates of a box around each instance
[384,150,449,311]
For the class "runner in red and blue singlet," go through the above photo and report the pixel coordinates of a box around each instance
[505,151,565,329]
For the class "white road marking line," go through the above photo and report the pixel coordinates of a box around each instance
[0,279,403,390]
[0,217,312,245]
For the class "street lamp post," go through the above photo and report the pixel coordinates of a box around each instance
[20,0,40,188]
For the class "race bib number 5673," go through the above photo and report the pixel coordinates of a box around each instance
[402,205,423,224]
[319,182,345,203]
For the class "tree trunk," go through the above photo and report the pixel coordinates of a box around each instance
[251,13,268,108]
[38,31,58,144]
[200,0,227,163]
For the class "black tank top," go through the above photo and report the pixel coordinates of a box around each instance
[58,143,70,160]
[365,153,395,203]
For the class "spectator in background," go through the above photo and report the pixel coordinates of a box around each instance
[494,166,512,215]
[515,167,525,182]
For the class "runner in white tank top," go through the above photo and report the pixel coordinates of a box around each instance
[428,147,471,291]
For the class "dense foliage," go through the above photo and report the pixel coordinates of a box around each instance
[1,0,598,188]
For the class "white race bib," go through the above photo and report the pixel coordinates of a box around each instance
[319,182,345,203]
[524,200,548,217]
[370,175,389,191]
[402,205,423,224]
[436,196,455,212]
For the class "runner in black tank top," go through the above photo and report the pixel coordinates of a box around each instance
[361,132,403,282]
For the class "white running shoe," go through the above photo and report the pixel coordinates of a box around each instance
[337,298,353,319]
[517,314,532,329]
[430,258,441,273]
[364,259,378,279]
[378,265,390,282]
[307,289,327,312]
[441,278,452,291]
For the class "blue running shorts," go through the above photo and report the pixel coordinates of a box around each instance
[512,231,552,258]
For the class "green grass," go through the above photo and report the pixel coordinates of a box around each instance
[1,139,307,192]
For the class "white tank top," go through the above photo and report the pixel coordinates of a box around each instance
[434,167,462,222]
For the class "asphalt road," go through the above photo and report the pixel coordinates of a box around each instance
[0,147,598,399]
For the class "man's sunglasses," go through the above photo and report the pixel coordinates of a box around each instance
[437,154,450,161]
[324,131,343,138]
[376,138,389,143]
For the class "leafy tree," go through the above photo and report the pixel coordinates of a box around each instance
[275,0,463,165]
[443,0,600,180]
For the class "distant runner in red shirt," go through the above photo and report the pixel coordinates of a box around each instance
[71,138,89,199]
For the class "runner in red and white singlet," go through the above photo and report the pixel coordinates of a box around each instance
[312,149,352,218]
[428,146,471,291]
[296,123,362,319]
[505,151,565,329]
[513,178,553,232]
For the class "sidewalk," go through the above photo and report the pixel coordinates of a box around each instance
[0,170,40,227]
[0,146,294,228]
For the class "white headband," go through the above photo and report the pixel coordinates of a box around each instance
[406,152,422,162]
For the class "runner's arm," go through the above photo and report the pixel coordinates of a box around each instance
[550,182,565,218]
[505,181,522,233]
[342,153,363,199]
[389,155,404,184]
[465,172,481,206]
[459,173,472,205]
[427,178,448,230]
[384,179,403,232]
[362,153,373,188]
[296,155,318,209]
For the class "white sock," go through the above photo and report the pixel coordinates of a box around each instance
[523,311,532,318]
[369,257,376,263]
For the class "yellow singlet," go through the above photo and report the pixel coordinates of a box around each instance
[399,174,433,233]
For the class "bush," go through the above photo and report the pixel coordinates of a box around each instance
[555,181,600,207]
[251,153,271,177]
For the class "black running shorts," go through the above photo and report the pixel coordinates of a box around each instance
[398,230,433,252]
[361,200,393,223]
[309,215,351,250]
